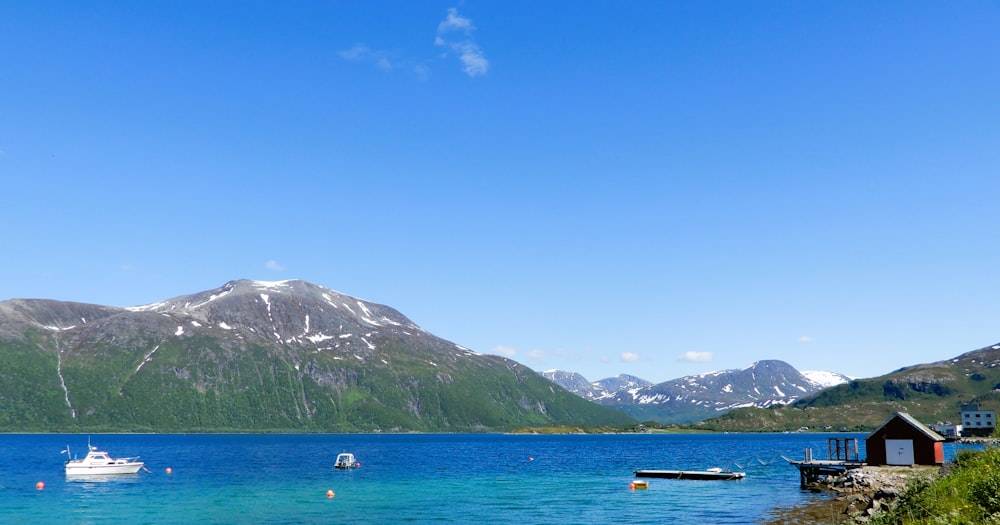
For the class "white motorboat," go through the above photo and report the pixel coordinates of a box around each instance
[334,452,358,469]
[64,443,144,475]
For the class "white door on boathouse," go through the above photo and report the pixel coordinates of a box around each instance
[884,439,915,465]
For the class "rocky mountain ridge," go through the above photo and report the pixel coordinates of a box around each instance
[542,361,850,423]
[539,371,652,402]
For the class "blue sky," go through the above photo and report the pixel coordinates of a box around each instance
[2,1,998,382]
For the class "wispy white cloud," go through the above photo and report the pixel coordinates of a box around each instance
[438,8,475,34]
[797,336,814,343]
[339,44,395,71]
[339,43,431,79]
[339,44,369,61]
[339,7,487,79]
[413,64,430,81]
[435,8,489,77]
[490,345,551,368]
[620,352,640,363]
[492,345,518,357]
[265,260,285,272]
[678,351,713,363]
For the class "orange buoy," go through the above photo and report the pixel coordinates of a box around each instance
[166,467,173,474]
[629,482,635,490]
[355,462,360,467]
[36,481,45,490]
[326,490,335,498]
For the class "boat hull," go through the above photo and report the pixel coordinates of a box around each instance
[66,463,144,475]
[634,469,745,480]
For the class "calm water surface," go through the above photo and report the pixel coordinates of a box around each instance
[0,432,963,524]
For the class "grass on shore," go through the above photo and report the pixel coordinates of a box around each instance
[867,446,1000,524]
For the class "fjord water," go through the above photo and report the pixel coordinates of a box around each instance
[2,433,859,524]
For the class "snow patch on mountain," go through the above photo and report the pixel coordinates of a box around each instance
[802,370,851,388]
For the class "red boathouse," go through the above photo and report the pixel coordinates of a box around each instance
[865,412,945,466]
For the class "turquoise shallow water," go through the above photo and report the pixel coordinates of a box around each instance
[0,432,938,524]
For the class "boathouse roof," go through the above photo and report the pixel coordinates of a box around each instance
[868,412,945,442]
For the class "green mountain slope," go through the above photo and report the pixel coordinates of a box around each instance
[0,280,634,432]
[691,342,1000,432]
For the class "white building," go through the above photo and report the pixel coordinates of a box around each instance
[961,403,996,436]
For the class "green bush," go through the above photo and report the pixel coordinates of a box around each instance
[970,469,1000,514]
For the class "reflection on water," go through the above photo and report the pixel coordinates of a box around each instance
[66,474,143,484]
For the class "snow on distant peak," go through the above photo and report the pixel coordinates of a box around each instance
[250,280,293,290]
[126,301,166,312]
[186,287,234,310]
[802,370,850,388]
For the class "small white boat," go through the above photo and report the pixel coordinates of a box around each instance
[64,442,144,475]
[334,452,358,469]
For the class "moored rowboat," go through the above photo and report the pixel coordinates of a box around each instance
[634,468,745,480]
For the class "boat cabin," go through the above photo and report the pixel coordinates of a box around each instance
[335,453,358,469]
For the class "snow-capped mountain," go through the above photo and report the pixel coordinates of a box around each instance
[0,279,634,432]
[543,360,849,424]
[540,371,652,401]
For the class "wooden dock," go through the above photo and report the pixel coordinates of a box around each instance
[786,437,865,488]
[787,459,866,487]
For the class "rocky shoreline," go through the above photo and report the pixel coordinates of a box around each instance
[763,465,941,524]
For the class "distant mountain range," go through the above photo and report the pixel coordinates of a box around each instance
[0,280,634,432]
[542,361,851,423]
[700,342,1000,432]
